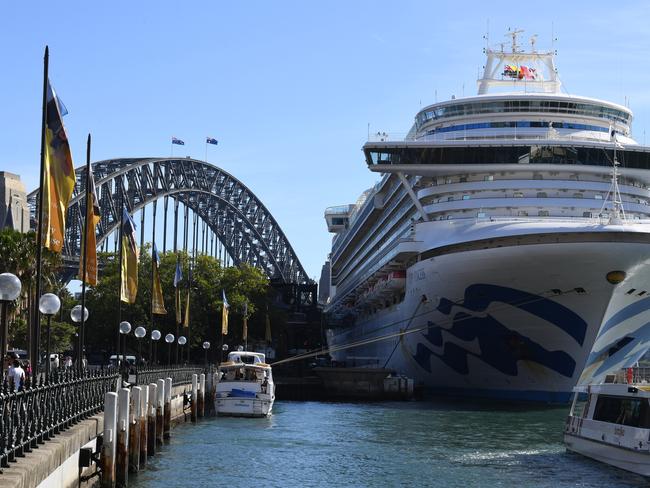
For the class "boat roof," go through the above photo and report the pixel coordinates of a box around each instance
[574,383,650,398]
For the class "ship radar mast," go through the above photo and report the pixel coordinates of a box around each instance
[477,28,561,95]
[601,132,628,224]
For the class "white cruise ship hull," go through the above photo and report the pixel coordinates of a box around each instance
[327,223,650,402]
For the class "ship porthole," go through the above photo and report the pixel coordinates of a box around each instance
[606,270,626,284]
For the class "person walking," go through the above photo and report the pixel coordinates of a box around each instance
[8,360,25,391]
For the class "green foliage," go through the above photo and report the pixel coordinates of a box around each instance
[82,248,269,360]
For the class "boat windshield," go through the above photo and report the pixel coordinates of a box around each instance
[220,366,266,382]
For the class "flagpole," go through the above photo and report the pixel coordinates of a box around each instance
[205,141,208,163]
[117,189,124,366]
[34,45,49,376]
[78,133,91,371]
[150,201,157,365]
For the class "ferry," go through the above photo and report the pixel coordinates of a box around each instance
[215,351,275,417]
[564,371,650,476]
[321,30,650,403]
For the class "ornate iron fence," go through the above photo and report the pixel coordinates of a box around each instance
[133,365,207,387]
[0,368,119,469]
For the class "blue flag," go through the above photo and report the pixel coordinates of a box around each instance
[172,137,185,145]
[206,137,218,145]
[173,257,183,288]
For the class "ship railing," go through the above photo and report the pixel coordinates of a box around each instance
[478,215,650,225]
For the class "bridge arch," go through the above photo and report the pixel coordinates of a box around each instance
[27,157,310,284]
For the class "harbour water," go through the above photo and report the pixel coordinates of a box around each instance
[131,400,647,487]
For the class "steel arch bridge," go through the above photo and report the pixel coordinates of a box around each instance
[27,157,310,284]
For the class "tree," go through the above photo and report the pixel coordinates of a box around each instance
[81,247,270,363]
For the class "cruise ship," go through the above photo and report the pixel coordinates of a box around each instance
[321,31,650,403]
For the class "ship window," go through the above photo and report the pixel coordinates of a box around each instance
[477,212,487,218]
[574,193,584,199]
[462,195,470,200]
[533,174,543,180]
[484,175,494,181]
[583,212,593,218]
[447,196,454,202]
[445,178,453,184]
[593,395,649,428]
[518,210,528,216]
[537,192,548,198]
[513,192,524,198]
[459,176,467,183]
[538,210,549,216]
[594,194,603,200]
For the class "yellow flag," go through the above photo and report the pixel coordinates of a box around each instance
[151,243,166,314]
[221,290,229,335]
[120,208,138,303]
[183,286,190,328]
[175,288,182,324]
[43,80,76,252]
[78,163,100,285]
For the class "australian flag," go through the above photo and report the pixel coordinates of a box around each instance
[172,137,185,145]
[206,137,218,146]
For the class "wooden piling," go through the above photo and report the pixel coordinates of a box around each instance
[128,386,141,473]
[163,377,172,439]
[147,383,157,456]
[198,373,205,418]
[139,385,148,468]
[156,378,165,445]
[116,388,130,488]
[101,392,118,488]
[191,374,198,423]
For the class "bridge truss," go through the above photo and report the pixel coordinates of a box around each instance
[27,157,310,284]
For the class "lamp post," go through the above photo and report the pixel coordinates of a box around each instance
[119,321,131,367]
[134,326,146,368]
[0,273,21,375]
[178,336,186,365]
[202,341,210,367]
[151,329,161,365]
[70,305,89,369]
[165,333,174,366]
[221,343,229,363]
[38,293,60,378]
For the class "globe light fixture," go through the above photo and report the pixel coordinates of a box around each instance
[150,329,162,365]
[0,273,22,377]
[202,341,211,366]
[134,326,146,367]
[70,305,89,323]
[118,321,132,366]
[39,293,61,377]
[178,336,187,345]
[165,333,175,366]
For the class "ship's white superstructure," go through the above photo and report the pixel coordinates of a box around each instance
[322,32,650,402]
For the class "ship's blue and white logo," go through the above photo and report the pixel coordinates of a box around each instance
[411,284,588,377]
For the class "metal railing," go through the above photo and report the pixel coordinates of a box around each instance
[0,368,119,469]
[133,365,207,387]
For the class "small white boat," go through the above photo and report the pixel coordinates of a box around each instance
[564,378,650,476]
[215,351,275,417]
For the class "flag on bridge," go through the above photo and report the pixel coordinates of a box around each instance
[78,162,101,285]
[151,242,167,314]
[174,255,183,325]
[120,207,139,303]
[221,289,229,335]
[42,79,76,252]
[206,137,218,145]
[172,137,185,145]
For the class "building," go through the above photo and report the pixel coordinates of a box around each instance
[0,172,30,232]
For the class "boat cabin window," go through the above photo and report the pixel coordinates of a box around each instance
[592,395,650,428]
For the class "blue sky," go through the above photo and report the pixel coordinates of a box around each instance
[3,1,650,280]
